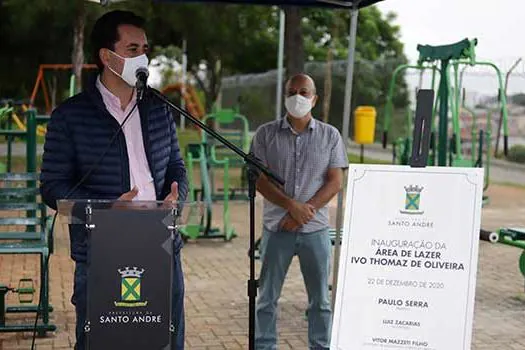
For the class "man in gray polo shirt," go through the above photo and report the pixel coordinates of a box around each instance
[251,73,348,349]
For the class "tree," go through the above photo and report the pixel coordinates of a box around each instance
[72,0,86,93]
[510,93,525,106]
[284,6,304,78]
[0,1,408,118]
[114,2,278,112]
[290,6,409,123]
[0,0,102,102]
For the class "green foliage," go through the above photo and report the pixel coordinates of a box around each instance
[119,2,279,75]
[176,128,201,152]
[303,7,405,62]
[150,44,183,87]
[507,144,525,164]
[237,88,275,123]
[0,0,104,99]
[510,93,525,106]
[348,153,389,165]
[0,0,408,118]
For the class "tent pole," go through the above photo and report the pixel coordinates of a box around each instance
[275,9,286,120]
[332,5,359,310]
[181,38,187,130]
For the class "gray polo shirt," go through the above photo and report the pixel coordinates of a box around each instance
[251,117,348,233]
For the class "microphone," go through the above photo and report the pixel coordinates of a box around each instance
[135,67,149,101]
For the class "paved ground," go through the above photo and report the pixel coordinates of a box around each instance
[1,182,525,349]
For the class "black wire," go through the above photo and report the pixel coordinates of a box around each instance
[30,100,139,349]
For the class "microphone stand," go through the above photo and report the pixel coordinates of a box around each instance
[147,86,284,350]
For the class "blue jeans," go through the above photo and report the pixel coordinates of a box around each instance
[72,246,185,350]
[255,228,332,350]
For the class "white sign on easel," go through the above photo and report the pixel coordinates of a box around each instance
[331,164,484,350]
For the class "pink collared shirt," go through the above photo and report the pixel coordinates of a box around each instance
[96,76,156,201]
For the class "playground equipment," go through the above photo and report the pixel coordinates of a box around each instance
[382,38,509,203]
[0,63,88,173]
[0,173,56,335]
[0,64,92,155]
[161,82,205,120]
[10,107,47,138]
[30,64,98,114]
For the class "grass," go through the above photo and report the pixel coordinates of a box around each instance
[348,153,389,165]
[0,128,201,173]
[2,155,525,191]
[4,130,522,190]
[177,128,201,151]
[176,128,391,165]
[0,155,41,173]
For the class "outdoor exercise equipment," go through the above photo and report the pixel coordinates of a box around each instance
[201,108,250,200]
[181,142,237,241]
[384,62,439,166]
[481,227,525,290]
[180,107,251,241]
[382,38,509,204]
[498,228,525,286]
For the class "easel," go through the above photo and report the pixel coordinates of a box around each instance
[410,89,435,167]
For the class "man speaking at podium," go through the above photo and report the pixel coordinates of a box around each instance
[40,10,188,350]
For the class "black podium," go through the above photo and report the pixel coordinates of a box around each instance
[58,200,201,350]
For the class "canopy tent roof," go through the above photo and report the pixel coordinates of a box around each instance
[156,0,383,8]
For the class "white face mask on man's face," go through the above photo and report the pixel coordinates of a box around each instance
[285,94,313,119]
[108,50,149,87]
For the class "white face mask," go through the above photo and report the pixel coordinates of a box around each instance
[108,50,149,87]
[285,94,313,119]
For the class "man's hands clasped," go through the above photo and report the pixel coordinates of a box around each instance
[279,200,316,232]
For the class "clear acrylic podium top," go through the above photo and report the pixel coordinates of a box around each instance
[56,199,203,227]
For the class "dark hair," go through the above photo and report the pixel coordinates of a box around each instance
[90,10,145,71]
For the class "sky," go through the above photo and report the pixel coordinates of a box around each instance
[376,0,525,98]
